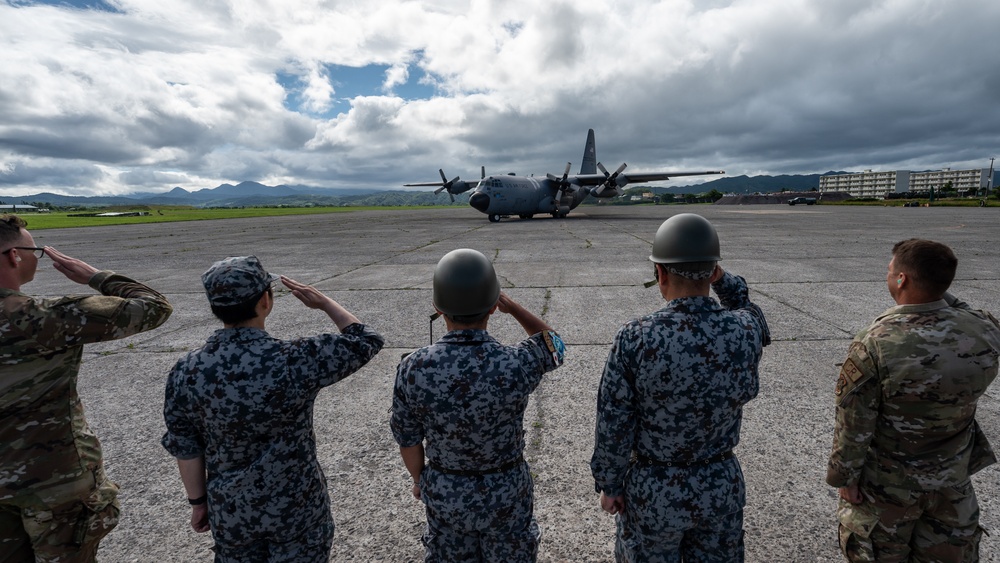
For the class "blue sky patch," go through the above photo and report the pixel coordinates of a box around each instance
[276,62,438,117]
[19,0,123,12]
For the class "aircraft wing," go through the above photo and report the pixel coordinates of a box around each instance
[618,170,725,184]
[571,170,724,187]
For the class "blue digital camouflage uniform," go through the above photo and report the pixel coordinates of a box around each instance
[591,272,770,562]
[161,322,384,562]
[828,294,1000,562]
[0,271,172,563]
[390,328,565,562]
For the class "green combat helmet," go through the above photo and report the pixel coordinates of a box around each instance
[433,248,501,317]
[649,213,722,264]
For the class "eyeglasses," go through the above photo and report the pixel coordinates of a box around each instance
[2,247,45,259]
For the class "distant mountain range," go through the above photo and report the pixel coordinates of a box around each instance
[650,173,835,195]
[2,173,995,208]
[0,181,398,208]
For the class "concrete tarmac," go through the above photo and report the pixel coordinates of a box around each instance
[21,204,1000,562]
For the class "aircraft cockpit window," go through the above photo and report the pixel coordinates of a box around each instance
[491,179,502,188]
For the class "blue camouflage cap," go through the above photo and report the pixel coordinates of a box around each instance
[202,256,279,307]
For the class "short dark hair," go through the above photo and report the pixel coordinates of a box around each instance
[892,239,957,297]
[210,287,272,325]
[0,214,27,248]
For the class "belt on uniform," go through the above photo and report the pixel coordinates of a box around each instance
[633,450,733,468]
[428,456,524,477]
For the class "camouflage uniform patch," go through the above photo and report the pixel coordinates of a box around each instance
[391,328,564,562]
[590,272,769,561]
[835,353,872,405]
[162,323,383,555]
[828,295,1000,561]
[0,272,172,560]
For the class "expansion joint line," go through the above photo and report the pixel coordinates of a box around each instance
[284,224,489,287]
[750,286,855,338]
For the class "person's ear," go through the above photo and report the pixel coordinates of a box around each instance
[709,264,723,283]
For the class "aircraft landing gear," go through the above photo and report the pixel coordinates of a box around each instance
[518,214,534,219]
[489,214,501,223]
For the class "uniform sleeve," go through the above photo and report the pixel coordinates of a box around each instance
[161,363,205,460]
[390,358,423,448]
[290,323,385,391]
[827,340,880,487]
[590,324,638,497]
[9,272,172,351]
[712,271,771,347]
[514,330,566,390]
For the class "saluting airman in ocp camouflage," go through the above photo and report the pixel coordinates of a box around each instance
[391,248,565,563]
[162,256,383,563]
[0,214,173,563]
[828,239,1000,562]
[591,214,770,562]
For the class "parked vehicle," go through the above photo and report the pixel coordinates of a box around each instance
[788,197,817,205]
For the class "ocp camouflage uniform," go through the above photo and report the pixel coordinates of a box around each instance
[591,272,769,562]
[0,271,172,563]
[828,294,1000,562]
[161,322,383,562]
[390,328,565,562]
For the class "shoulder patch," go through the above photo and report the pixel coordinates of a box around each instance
[835,357,873,405]
[542,330,565,366]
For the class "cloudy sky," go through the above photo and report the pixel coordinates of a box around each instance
[1,0,998,196]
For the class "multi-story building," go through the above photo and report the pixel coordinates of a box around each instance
[819,168,989,198]
[818,170,909,198]
[909,168,988,195]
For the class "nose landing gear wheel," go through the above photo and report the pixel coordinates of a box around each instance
[489,214,501,223]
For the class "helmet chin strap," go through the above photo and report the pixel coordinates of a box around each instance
[429,312,441,345]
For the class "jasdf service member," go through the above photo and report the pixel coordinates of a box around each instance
[591,213,770,562]
[162,256,383,563]
[391,248,565,562]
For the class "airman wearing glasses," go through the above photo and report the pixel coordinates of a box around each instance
[0,214,173,562]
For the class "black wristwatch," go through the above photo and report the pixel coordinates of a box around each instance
[188,494,207,505]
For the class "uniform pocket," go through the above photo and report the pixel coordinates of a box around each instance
[73,476,120,547]
[837,499,878,561]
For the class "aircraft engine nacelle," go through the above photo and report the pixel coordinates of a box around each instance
[589,187,619,199]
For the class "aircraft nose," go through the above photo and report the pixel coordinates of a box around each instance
[469,192,490,213]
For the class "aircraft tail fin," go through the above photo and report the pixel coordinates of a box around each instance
[580,129,597,175]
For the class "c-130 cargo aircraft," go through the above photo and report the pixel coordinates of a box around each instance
[405,129,724,222]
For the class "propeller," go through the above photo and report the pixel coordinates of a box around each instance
[433,169,462,202]
[594,162,627,196]
[546,162,577,196]
[405,168,482,202]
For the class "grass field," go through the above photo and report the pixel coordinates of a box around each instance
[15,206,432,230]
[836,198,995,207]
[11,197,997,230]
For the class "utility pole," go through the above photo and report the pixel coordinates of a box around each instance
[988,157,995,197]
